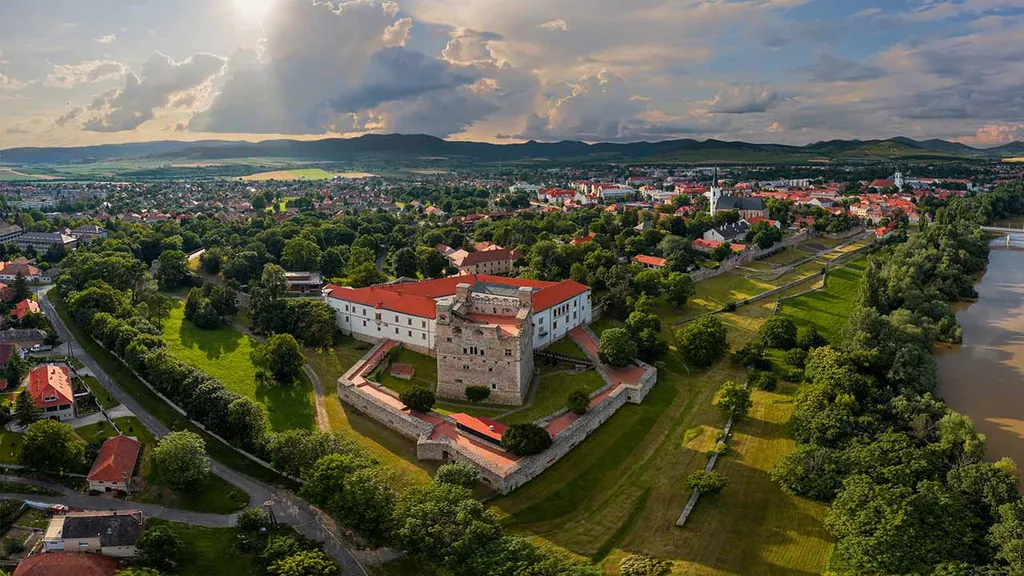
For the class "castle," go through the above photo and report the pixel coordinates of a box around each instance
[323,274,592,405]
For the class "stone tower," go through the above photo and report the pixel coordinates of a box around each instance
[435,283,535,406]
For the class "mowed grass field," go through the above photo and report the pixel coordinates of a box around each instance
[162,301,315,431]
[500,368,606,425]
[241,168,338,181]
[779,258,868,344]
[489,286,834,575]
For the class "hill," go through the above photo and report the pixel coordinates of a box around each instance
[1,135,1018,166]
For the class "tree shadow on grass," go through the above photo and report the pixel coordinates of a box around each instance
[255,379,315,431]
[177,319,243,361]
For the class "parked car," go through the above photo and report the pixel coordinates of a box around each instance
[29,344,53,353]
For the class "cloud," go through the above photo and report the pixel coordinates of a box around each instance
[83,52,225,132]
[959,123,1024,146]
[797,53,886,83]
[54,106,85,128]
[44,60,127,88]
[519,71,647,140]
[709,85,782,114]
[3,124,32,135]
[96,33,116,44]
[538,19,569,31]
[189,0,523,137]
[0,73,23,90]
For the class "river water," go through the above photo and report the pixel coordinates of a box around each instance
[936,238,1024,480]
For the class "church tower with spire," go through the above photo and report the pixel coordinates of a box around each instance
[705,167,723,216]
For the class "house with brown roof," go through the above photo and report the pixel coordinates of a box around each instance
[28,364,75,421]
[87,435,141,493]
[457,248,521,276]
[14,552,118,576]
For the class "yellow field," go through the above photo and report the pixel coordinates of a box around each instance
[241,168,377,181]
[1003,157,1024,163]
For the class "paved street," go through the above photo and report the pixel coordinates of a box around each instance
[36,288,369,575]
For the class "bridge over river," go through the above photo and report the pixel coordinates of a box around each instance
[981,226,1024,247]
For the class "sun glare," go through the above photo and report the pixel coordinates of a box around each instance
[232,0,275,20]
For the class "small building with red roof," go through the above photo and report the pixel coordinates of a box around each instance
[11,299,40,321]
[450,413,508,446]
[14,552,118,576]
[28,364,75,421]
[87,435,141,493]
[632,254,667,269]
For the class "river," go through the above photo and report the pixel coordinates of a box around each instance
[937,237,1024,481]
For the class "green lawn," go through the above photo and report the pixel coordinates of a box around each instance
[304,341,434,487]
[161,301,315,431]
[500,369,607,425]
[779,258,868,344]
[83,376,120,410]
[50,290,297,490]
[545,337,588,359]
[375,347,437,396]
[147,519,260,576]
[491,294,833,575]
[0,431,24,465]
[17,508,50,529]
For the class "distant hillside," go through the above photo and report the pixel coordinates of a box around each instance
[1,134,1018,166]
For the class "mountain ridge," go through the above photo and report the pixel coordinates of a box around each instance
[2,134,1021,165]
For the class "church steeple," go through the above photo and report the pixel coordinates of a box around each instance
[706,167,722,216]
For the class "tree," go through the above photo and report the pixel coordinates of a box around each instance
[4,352,30,390]
[151,431,210,488]
[747,370,777,391]
[435,462,478,489]
[759,316,798,350]
[268,550,340,576]
[676,315,729,368]
[154,250,189,288]
[10,273,28,303]
[19,420,84,473]
[717,380,752,420]
[501,423,552,456]
[619,553,671,576]
[226,397,269,452]
[598,328,638,367]
[200,248,224,275]
[567,389,590,415]
[991,500,1024,575]
[687,470,728,495]
[393,483,502,572]
[300,452,373,513]
[390,247,419,279]
[347,262,387,288]
[281,238,323,272]
[0,405,11,429]
[261,264,289,299]
[235,507,271,533]
[252,194,267,211]
[335,467,396,546]
[771,444,846,502]
[399,387,435,413]
[136,526,184,572]
[252,334,304,385]
[12,391,36,427]
[663,272,695,307]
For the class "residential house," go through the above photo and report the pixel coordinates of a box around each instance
[745,217,782,229]
[704,220,752,244]
[0,223,23,244]
[284,271,323,294]
[13,552,118,576]
[42,510,145,557]
[0,257,43,282]
[14,232,77,252]
[87,436,142,493]
[28,364,76,422]
[632,255,667,269]
[11,299,40,321]
[457,248,521,276]
[691,238,746,253]
[0,329,47,347]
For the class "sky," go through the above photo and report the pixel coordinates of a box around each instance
[1,0,1023,149]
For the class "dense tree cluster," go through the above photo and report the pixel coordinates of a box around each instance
[773,184,1024,575]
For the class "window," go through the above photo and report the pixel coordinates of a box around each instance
[573,312,577,320]
[345,305,349,311]
[488,367,493,372]
[446,337,452,343]
[422,333,426,340]
[505,349,513,357]
[408,331,412,337]
[553,321,558,329]
[455,379,463,384]
[463,365,470,370]
[422,320,426,328]
[375,312,381,321]
[408,318,412,326]
[491,383,497,390]
[362,320,367,327]
[345,316,350,323]
[394,328,399,334]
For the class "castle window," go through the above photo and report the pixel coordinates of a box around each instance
[463,365,470,370]
[407,319,412,326]
[395,315,399,322]
[573,312,577,320]
[505,349,512,357]
[491,383,497,390]
[422,321,426,328]
[553,321,558,329]
[488,367,493,372]
[408,331,412,337]
[395,328,399,334]
[362,320,367,327]
[422,333,426,340]
[455,379,463,384]
[446,338,452,343]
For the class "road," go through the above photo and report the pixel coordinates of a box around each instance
[37,288,368,576]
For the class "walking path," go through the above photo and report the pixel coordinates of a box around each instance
[37,288,368,576]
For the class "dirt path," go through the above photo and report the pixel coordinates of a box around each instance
[303,364,331,432]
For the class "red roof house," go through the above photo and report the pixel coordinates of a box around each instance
[28,364,75,420]
[87,435,142,492]
[14,552,117,576]
[631,255,667,269]
[11,299,40,320]
[450,413,508,445]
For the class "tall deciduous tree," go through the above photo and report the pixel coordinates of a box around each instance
[598,327,638,368]
[19,420,85,473]
[154,250,189,288]
[151,431,210,489]
[252,334,304,385]
[676,315,729,368]
[717,380,752,420]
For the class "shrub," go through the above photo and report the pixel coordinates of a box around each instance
[781,367,804,382]
[797,325,827,350]
[435,462,478,489]
[723,302,737,312]
[567,389,590,415]
[400,387,436,413]
[235,508,271,533]
[464,386,490,403]
[759,316,798,350]
[784,347,808,368]
[619,552,671,576]
[747,370,778,392]
[501,424,552,456]
[686,470,728,495]
[731,340,766,369]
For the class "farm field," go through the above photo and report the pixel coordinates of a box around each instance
[779,258,868,343]
[161,301,315,431]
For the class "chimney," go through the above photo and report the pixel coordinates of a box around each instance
[517,286,533,309]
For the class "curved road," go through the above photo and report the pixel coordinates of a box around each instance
[37,288,367,576]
